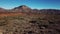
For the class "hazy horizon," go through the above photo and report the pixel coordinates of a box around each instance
[0,0,60,9]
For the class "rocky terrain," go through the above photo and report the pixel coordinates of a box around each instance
[0,5,60,34]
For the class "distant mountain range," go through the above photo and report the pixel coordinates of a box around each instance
[0,5,60,15]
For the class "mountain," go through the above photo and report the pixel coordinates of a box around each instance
[0,5,60,15]
[12,5,60,15]
[0,8,7,12]
[14,5,30,9]
[13,5,60,14]
[12,5,31,13]
[39,9,60,15]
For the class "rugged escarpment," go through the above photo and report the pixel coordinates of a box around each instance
[0,5,60,34]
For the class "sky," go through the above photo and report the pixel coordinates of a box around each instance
[0,0,60,9]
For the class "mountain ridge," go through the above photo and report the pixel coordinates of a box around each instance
[0,5,60,15]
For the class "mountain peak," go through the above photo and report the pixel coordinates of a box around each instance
[13,5,31,12]
[20,5,29,9]
[19,5,28,8]
[14,5,30,9]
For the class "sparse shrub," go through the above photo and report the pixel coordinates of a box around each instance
[0,17,8,26]
[28,31,33,34]
[29,20,37,24]
[48,21,55,24]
